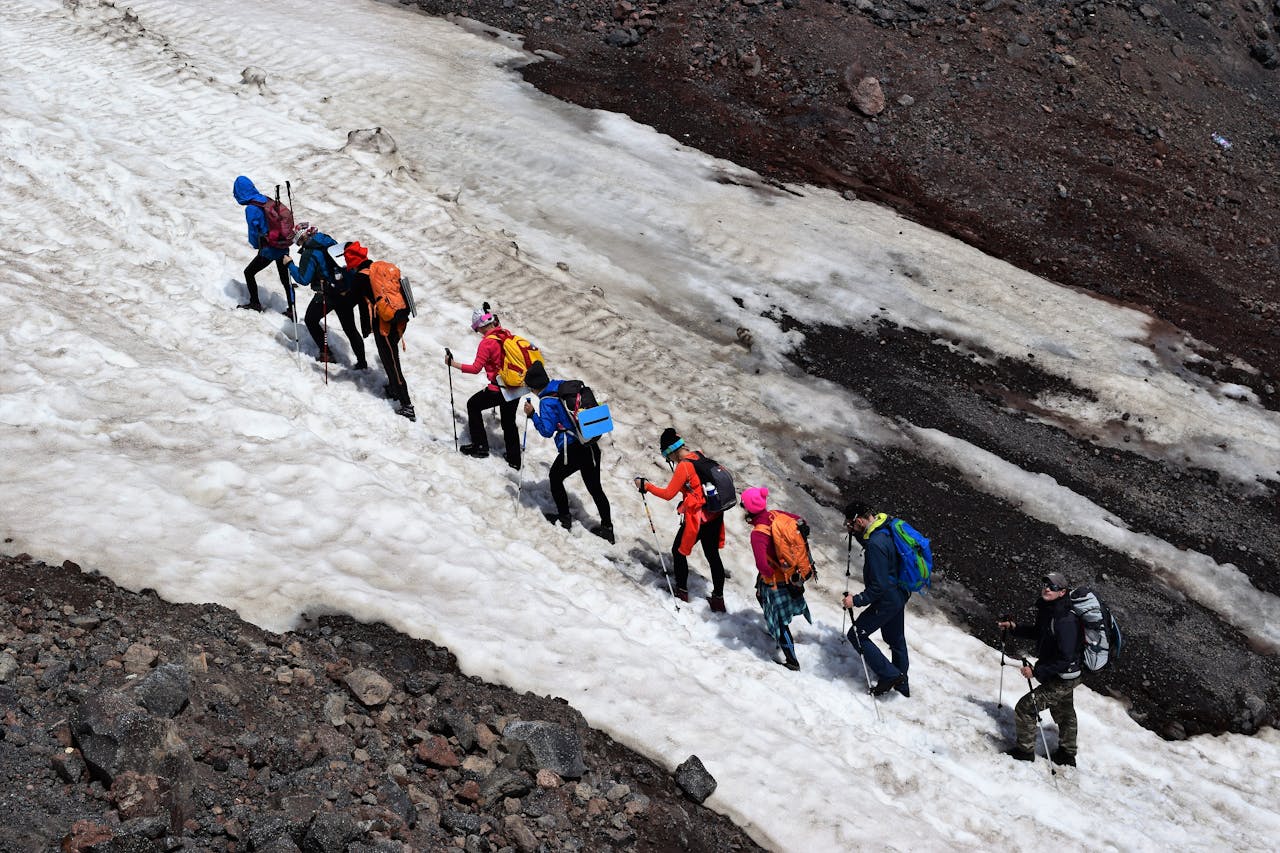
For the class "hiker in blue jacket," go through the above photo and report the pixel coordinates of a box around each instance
[522,361,613,543]
[233,175,294,317]
[842,502,911,697]
[286,224,367,369]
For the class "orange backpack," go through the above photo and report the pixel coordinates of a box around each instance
[368,261,406,330]
[756,511,814,587]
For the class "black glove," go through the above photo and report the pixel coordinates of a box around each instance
[635,477,647,494]
[797,520,810,539]
[392,308,410,324]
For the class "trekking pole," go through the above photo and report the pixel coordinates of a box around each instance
[842,531,852,639]
[322,284,329,386]
[513,405,529,510]
[639,491,678,610]
[445,348,458,450]
[998,622,1009,709]
[1023,658,1058,787]
[857,638,882,723]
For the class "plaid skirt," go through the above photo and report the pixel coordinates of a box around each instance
[756,577,812,642]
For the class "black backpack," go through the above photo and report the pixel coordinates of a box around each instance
[553,380,601,443]
[688,453,737,513]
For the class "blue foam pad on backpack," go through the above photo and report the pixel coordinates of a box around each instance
[577,404,613,440]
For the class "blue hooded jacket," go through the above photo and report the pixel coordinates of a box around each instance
[852,516,908,610]
[288,233,339,291]
[233,176,288,261]
[530,379,578,452]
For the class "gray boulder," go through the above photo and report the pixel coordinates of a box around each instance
[133,663,190,718]
[502,720,585,780]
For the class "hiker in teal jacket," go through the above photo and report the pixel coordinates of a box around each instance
[286,225,367,369]
[842,502,911,697]
[233,175,293,316]
[522,361,613,542]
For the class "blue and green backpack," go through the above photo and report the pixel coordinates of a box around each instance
[888,518,933,593]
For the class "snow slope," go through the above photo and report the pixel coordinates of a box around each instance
[2,0,1279,849]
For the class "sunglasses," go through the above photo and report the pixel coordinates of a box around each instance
[1042,580,1065,592]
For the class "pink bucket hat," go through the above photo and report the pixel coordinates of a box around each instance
[742,486,769,514]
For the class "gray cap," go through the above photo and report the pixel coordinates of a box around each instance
[1042,571,1069,591]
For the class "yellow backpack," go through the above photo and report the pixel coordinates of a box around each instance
[490,331,543,388]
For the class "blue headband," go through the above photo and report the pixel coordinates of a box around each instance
[661,437,684,457]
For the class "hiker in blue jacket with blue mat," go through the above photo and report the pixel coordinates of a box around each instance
[842,501,912,697]
[522,361,614,543]
[286,224,367,369]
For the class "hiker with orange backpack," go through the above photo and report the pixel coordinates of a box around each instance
[445,305,532,468]
[742,486,813,671]
[633,428,731,612]
[232,176,294,316]
[359,251,414,422]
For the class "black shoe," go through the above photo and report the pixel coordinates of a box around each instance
[781,650,800,671]
[674,588,689,603]
[460,444,489,459]
[237,301,264,312]
[352,360,368,371]
[543,513,571,530]
[395,404,415,422]
[590,524,615,544]
[1050,748,1076,767]
[706,595,727,613]
[507,457,521,470]
[316,348,337,364]
[870,674,906,696]
[1006,748,1036,763]
[281,307,297,322]
[893,679,910,698]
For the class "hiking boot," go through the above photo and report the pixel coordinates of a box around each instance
[674,588,689,603]
[893,678,911,698]
[1006,748,1036,763]
[460,444,489,459]
[707,595,727,613]
[590,524,615,544]
[1050,748,1076,767]
[316,348,337,364]
[870,674,907,696]
[237,301,264,312]
[506,457,521,470]
[395,404,416,422]
[781,649,800,671]
[352,360,368,370]
[543,513,571,530]
[281,306,297,322]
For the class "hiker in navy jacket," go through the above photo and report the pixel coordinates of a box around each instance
[841,502,911,697]
[233,176,293,316]
[287,226,367,369]
[523,361,613,542]
[997,571,1084,765]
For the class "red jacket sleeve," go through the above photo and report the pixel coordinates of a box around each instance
[645,459,695,502]
[457,334,502,381]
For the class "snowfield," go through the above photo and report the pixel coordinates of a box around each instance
[3,0,1279,850]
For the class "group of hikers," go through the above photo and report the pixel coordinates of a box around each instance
[234,176,1107,768]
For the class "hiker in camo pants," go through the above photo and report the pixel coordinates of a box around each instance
[998,570,1084,766]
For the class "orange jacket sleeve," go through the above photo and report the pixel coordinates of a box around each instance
[645,458,695,502]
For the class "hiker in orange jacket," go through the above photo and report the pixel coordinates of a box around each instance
[445,305,520,468]
[633,428,727,612]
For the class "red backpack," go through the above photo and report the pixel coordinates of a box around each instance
[250,199,295,250]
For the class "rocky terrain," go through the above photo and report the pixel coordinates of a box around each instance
[0,554,759,853]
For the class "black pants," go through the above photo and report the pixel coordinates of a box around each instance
[375,328,410,407]
[243,253,290,307]
[305,290,365,365]
[549,440,611,526]
[466,388,520,465]
[672,513,726,598]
